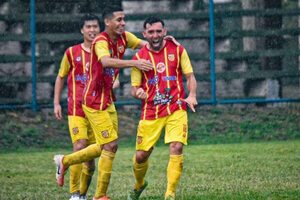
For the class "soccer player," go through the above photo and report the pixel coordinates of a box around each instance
[54,5,153,200]
[53,14,101,200]
[127,16,198,200]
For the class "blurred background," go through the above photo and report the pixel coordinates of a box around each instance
[0,0,299,149]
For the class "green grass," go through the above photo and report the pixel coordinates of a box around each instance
[0,140,299,200]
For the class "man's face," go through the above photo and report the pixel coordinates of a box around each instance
[81,20,100,42]
[106,11,126,35]
[143,22,166,51]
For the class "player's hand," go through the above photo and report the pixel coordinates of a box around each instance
[135,59,153,71]
[136,88,147,99]
[54,104,63,120]
[184,95,198,112]
[164,35,181,46]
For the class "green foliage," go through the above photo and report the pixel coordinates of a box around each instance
[0,141,299,199]
[1,106,300,150]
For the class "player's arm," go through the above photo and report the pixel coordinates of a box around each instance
[54,76,64,120]
[131,86,147,99]
[53,53,69,120]
[101,55,153,71]
[180,48,198,112]
[131,63,146,99]
[184,73,198,112]
[95,33,152,71]
[113,74,120,89]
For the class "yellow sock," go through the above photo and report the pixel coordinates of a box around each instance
[165,154,183,197]
[94,150,115,198]
[80,163,95,195]
[133,156,149,190]
[63,144,101,167]
[69,163,82,194]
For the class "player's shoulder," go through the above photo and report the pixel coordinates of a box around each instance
[64,43,79,56]
[93,32,109,44]
[165,38,183,48]
[136,45,148,56]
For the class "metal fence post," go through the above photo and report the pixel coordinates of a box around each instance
[209,0,217,105]
[30,0,37,111]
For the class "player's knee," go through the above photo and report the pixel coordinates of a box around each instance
[136,150,151,164]
[73,139,88,151]
[103,140,118,153]
[170,142,183,155]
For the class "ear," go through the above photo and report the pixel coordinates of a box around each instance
[142,30,146,38]
[163,28,167,36]
[104,18,110,26]
[80,28,84,34]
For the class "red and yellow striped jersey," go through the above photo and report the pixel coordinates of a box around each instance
[83,31,141,110]
[131,39,193,120]
[59,44,89,117]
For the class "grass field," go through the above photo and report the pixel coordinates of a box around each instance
[0,140,299,200]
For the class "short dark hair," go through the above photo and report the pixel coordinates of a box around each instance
[143,16,165,29]
[102,5,123,20]
[79,13,100,29]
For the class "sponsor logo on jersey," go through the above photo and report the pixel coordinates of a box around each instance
[76,56,81,62]
[162,76,177,81]
[156,62,166,73]
[101,130,109,138]
[72,127,79,135]
[148,75,159,85]
[153,88,173,105]
[104,68,115,77]
[75,74,87,84]
[168,54,175,61]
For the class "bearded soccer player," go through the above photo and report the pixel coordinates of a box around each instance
[54,5,153,200]
[127,17,198,200]
[53,14,101,200]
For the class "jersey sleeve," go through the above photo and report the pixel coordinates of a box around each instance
[58,52,71,78]
[125,31,142,50]
[95,40,110,60]
[180,48,193,75]
[131,54,142,86]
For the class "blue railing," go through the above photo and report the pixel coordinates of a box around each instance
[0,0,300,111]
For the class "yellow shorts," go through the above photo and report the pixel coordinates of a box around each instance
[136,110,188,151]
[68,116,95,144]
[82,104,118,145]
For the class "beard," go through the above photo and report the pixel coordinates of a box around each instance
[149,38,164,51]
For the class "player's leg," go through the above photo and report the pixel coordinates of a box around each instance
[79,159,95,199]
[69,139,88,198]
[54,113,102,187]
[88,104,118,200]
[68,116,89,198]
[127,117,166,200]
[79,122,97,199]
[164,110,188,199]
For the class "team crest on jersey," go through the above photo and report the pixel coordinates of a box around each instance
[168,54,175,62]
[156,62,166,73]
[118,45,125,54]
[137,136,143,144]
[72,127,79,135]
[76,56,81,62]
[101,130,109,138]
